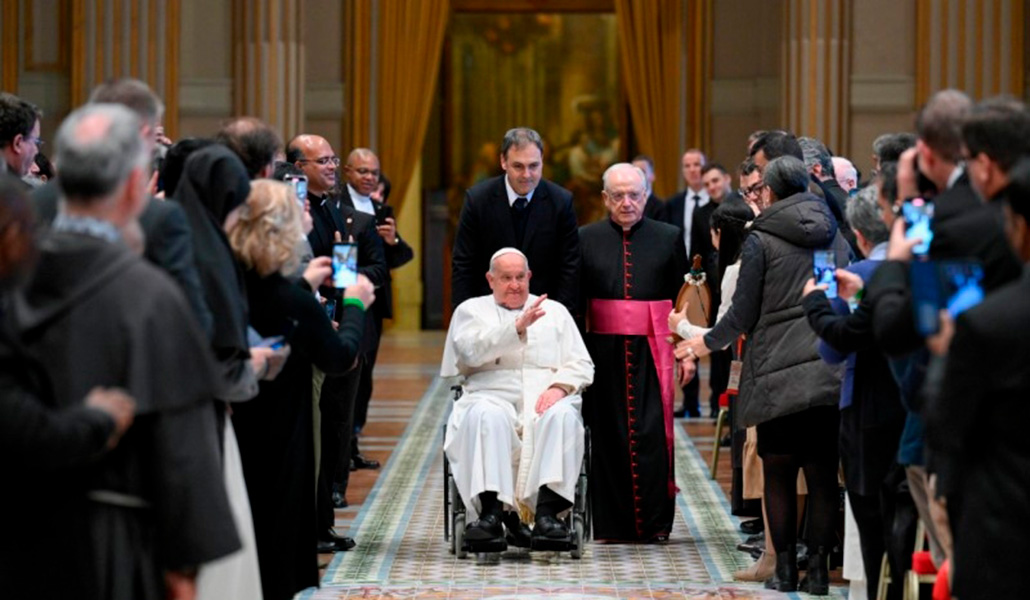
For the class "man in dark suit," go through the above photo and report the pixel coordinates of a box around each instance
[661,148,716,417]
[289,133,387,553]
[924,154,1030,600]
[452,127,580,312]
[337,148,414,471]
[31,79,213,339]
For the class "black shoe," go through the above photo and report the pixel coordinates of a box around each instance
[764,545,798,592]
[351,453,381,470]
[332,488,348,509]
[532,514,569,540]
[739,518,764,535]
[503,512,533,548]
[799,545,830,595]
[673,407,688,418]
[318,529,356,552]
[745,531,764,545]
[465,513,504,542]
[736,541,764,560]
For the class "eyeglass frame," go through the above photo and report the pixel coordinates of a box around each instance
[297,155,340,167]
[740,182,766,198]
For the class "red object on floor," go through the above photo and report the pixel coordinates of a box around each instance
[932,559,950,600]
[911,550,937,575]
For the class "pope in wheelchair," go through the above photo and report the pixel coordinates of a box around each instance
[442,248,594,552]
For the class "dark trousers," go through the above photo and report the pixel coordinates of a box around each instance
[317,361,361,532]
[848,465,914,600]
[353,314,383,433]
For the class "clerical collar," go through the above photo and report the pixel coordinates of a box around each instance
[52,213,122,243]
[946,165,964,190]
[504,175,536,206]
[346,184,376,216]
[607,217,645,235]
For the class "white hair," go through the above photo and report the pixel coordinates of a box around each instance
[601,162,647,192]
[489,247,529,273]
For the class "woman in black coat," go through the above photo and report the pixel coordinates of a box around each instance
[678,156,850,594]
[228,180,375,600]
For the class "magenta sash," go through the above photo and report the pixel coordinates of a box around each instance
[588,298,677,497]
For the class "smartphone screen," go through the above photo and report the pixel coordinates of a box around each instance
[813,250,837,299]
[284,174,308,208]
[910,260,984,336]
[324,298,336,321]
[332,243,358,289]
[902,198,934,257]
[940,261,984,318]
[256,335,285,350]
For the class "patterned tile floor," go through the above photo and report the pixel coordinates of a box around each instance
[304,331,846,599]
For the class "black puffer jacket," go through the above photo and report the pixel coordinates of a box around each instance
[705,191,849,427]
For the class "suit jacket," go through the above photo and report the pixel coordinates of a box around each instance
[452,175,580,311]
[307,192,388,292]
[924,266,1030,599]
[643,193,664,220]
[661,190,718,296]
[32,181,214,339]
[337,187,414,321]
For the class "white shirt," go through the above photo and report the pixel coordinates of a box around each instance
[346,183,376,216]
[682,187,710,256]
[504,175,536,207]
[946,165,964,190]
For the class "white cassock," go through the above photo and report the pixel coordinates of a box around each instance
[441,294,594,520]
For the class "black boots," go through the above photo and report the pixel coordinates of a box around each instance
[799,545,830,595]
[764,544,798,592]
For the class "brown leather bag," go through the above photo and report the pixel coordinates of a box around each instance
[670,255,712,342]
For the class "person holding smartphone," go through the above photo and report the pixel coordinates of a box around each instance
[338,149,414,471]
[287,133,387,536]
[228,180,374,599]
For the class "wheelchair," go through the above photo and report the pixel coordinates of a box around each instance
[442,386,591,560]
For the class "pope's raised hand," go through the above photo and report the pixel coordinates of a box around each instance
[515,294,547,336]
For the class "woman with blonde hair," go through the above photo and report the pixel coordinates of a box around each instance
[229,179,374,600]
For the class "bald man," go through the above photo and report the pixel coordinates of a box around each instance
[337,148,414,470]
[287,134,387,552]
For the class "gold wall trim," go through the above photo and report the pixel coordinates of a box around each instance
[1014,0,1026,96]
[25,0,70,71]
[2,0,18,91]
[916,0,1024,105]
[165,0,179,138]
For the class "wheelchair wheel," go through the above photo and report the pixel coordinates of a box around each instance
[570,514,585,559]
[454,512,467,559]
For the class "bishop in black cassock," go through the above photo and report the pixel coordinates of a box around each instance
[579,164,688,542]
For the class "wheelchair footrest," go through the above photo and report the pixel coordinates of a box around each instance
[530,535,576,552]
[462,538,508,553]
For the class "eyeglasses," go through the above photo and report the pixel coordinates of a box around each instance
[606,191,644,203]
[299,156,340,167]
[26,136,44,148]
[740,182,766,198]
[349,167,381,177]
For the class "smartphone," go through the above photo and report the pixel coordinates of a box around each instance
[376,203,394,226]
[284,173,308,208]
[813,250,837,299]
[910,260,984,336]
[332,243,358,289]
[324,298,337,321]
[902,197,934,257]
[256,335,286,350]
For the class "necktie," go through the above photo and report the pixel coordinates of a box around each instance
[692,193,701,207]
[514,196,528,212]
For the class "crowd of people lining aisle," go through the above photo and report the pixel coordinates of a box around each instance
[1,78,1028,600]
